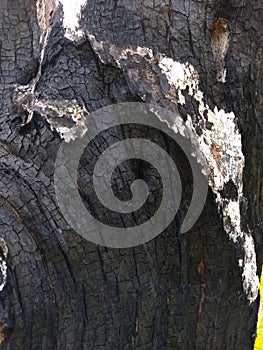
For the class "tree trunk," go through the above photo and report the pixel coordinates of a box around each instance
[0,0,262,349]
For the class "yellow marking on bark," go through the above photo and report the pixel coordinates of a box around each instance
[254,267,263,349]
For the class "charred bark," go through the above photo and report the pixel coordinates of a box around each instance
[0,1,262,349]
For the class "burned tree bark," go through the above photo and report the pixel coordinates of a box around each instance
[0,0,262,349]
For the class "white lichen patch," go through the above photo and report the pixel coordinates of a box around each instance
[0,238,8,292]
[13,83,88,142]
[157,55,244,189]
[242,234,259,300]
[158,58,199,104]
[59,0,87,41]
[110,45,154,65]
[29,96,88,142]
[108,43,155,68]
[0,257,7,292]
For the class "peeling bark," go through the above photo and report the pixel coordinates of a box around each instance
[0,0,262,349]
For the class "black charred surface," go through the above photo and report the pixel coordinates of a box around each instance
[0,1,261,349]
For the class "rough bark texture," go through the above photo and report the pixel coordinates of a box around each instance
[0,0,262,349]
